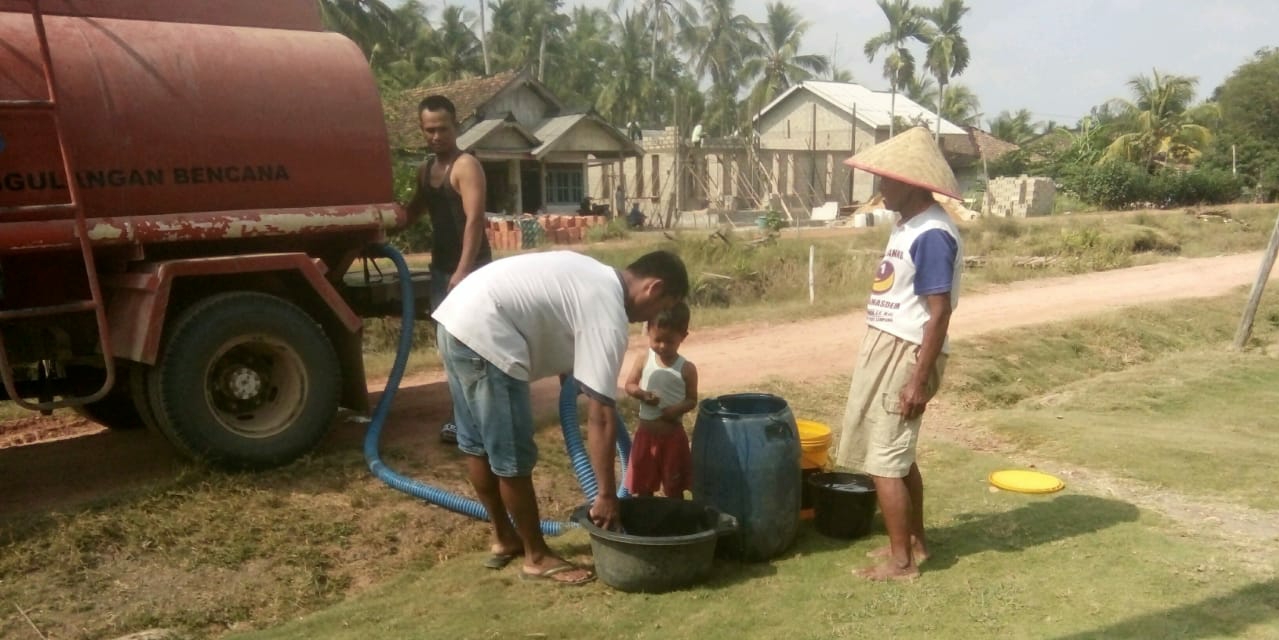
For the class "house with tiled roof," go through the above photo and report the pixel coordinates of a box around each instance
[388,71,642,215]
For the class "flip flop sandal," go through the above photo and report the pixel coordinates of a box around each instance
[484,553,518,570]
[520,563,595,586]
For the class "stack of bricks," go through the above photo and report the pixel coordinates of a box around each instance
[985,176,1056,218]
[484,215,608,250]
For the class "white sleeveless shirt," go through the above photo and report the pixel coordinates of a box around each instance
[866,205,962,351]
[639,349,687,421]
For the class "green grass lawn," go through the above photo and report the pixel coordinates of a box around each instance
[228,437,1276,640]
[984,350,1279,511]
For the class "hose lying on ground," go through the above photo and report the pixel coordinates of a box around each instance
[362,244,630,535]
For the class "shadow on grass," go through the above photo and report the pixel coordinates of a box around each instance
[1047,578,1279,639]
[785,494,1140,570]
[925,494,1141,570]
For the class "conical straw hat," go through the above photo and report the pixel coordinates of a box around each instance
[843,126,961,199]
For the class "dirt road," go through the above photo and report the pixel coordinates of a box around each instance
[2,251,1274,515]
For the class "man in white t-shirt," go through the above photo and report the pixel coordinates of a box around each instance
[836,127,964,582]
[433,250,689,585]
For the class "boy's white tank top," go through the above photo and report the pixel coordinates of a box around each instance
[639,349,687,421]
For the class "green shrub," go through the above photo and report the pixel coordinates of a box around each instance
[585,219,630,243]
[1075,161,1152,209]
[1059,161,1242,209]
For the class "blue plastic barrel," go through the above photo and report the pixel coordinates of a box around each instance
[692,393,801,562]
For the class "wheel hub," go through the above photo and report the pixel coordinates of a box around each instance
[227,366,263,400]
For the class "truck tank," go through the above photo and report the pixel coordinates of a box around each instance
[0,0,401,252]
[0,1,419,469]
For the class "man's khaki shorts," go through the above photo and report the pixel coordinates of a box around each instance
[834,327,946,478]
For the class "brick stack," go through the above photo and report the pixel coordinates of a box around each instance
[985,176,1056,218]
[484,215,608,250]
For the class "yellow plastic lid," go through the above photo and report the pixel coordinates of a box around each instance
[988,469,1065,494]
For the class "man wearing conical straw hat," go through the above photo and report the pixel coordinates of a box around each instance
[836,126,963,581]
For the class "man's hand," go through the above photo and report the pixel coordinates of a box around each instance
[642,391,660,406]
[447,268,470,292]
[659,405,682,421]
[589,493,619,530]
[898,380,930,420]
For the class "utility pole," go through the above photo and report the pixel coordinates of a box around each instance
[479,0,490,75]
[673,92,682,230]
[1232,211,1279,350]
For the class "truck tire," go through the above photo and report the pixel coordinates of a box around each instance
[147,292,341,469]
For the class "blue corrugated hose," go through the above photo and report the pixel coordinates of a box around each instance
[362,244,629,536]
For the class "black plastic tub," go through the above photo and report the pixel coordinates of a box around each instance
[808,472,878,539]
[572,497,737,593]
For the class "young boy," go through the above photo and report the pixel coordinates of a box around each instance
[624,302,699,497]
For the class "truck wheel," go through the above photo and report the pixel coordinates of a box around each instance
[148,292,340,469]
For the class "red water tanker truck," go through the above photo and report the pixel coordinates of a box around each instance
[0,1,425,467]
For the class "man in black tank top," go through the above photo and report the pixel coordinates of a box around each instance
[407,95,493,443]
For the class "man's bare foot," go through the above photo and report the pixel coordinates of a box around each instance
[865,542,928,564]
[855,561,919,582]
[521,556,594,585]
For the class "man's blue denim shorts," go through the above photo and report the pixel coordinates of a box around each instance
[437,326,538,477]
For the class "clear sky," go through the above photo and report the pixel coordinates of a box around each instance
[396,0,1277,127]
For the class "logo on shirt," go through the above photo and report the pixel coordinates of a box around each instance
[871,260,895,294]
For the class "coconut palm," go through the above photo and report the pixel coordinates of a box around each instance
[989,108,1039,145]
[864,0,936,137]
[319,0,400,61]
[937,82,981,127]
[901,72,936,110]
[609,0,696,84]
[1101,69,1216,170]
[488,0,571,81]
[923,0,970,140]
[683,0,760,135]
[741,2,829,113]
[596,10,651,124]
[421,5,485,84]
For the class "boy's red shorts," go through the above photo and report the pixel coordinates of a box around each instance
[625,423,692,497]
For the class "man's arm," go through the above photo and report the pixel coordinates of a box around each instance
[404,161,429,223]
[449,154,487,290]
[585,393,619,529]
[660,361,699,421]
[899,294,951,420]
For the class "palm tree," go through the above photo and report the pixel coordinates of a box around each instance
[988,108,1039,145]
[609,0,696,84]
[742,2,829,113]
[937,82,981,126]
[864,0,936,137]
[901,72,936,110]
[488,0,570,81]
[683,0,760,135]
[923,0,970,140]
[421,5,485,85]
[827,65,854,82]
[595,10,650,123]
[319,0,400,61]
[1101,69,1216,171]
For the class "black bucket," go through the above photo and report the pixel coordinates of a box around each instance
[808,472,878,539]
[572,497,738,593]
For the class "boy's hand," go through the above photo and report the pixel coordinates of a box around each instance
[642,391,660,406]
[659,406,684,421]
